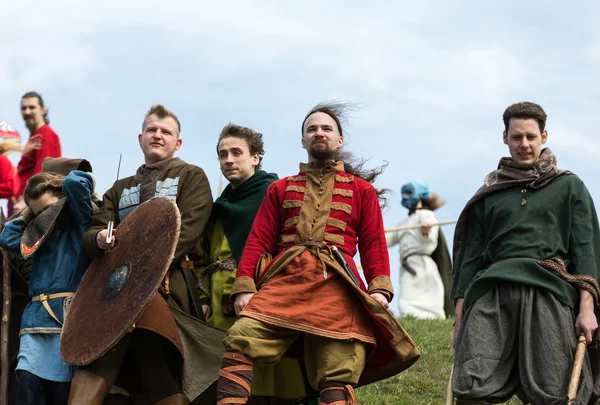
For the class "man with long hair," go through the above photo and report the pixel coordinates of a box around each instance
[13,92,61,215]
[451,102,600,404]
[198,123,312,404]
[214,102,419,405]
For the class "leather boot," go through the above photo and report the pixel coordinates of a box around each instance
[155,393,190,405]
[68,370,110,405]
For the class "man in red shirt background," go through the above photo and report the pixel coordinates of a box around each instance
[12,92,62,215]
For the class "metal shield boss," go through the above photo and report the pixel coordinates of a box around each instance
[60,197,181,365]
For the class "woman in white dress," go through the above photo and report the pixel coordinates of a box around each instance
[387,182,448,319]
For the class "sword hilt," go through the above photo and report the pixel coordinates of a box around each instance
[106,220,114,245]
[331,246,360,287]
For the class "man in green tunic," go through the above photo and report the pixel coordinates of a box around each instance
[450,102,600,405]
[199,124,310,404]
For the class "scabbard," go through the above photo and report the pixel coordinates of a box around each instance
[331,246,360,287]
[180,259,206,322]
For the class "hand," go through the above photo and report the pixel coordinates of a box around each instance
[234,293,255,315]
[222,303,235,316]
[370,292,389,309]
[202,304,212,320]
[12,199,26,216]
[96,228,116,250]
[23,136,41,155]
[20,207,36,225]
[576,310,598,344]
[453,298,464,348]
[576,289,598,344]
[420,222,432,235]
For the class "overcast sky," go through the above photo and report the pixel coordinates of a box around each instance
[2,1,599,313]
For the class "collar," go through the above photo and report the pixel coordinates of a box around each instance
[299,160,345,173]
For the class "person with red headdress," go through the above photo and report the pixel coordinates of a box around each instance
[0,119,22,215]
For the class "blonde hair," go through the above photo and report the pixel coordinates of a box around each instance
[0,139,22,155]
[143,104,181,135]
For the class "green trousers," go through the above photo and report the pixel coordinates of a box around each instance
[224,316,366,390]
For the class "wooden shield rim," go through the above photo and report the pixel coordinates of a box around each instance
[60,197,181,365]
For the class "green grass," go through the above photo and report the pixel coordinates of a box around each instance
[355,316,521,405]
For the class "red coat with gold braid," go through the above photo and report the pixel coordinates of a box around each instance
[232,160,420,387]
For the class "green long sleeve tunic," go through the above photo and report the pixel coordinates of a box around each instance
[451,174,600,311]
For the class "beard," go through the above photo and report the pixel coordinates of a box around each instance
[23,116,35,130]
[309,141,337,161]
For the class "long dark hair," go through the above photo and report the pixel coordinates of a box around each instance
[22,91,49,124]
[302,102,390,207]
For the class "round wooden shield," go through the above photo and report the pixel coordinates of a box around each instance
[60,197,181,365]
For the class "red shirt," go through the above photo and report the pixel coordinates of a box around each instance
[0,155,19,199]
[237,164,391,288]
[17,124,62,196]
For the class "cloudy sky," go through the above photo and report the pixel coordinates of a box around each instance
[2,1,599,312]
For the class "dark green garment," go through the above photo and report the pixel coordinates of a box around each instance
[212,170,278,264]
[431,230,454,317]
[451,174,600,311]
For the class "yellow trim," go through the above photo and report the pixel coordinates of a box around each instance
[284,216,300,228]
[335,174,354,183]
[331,202,352,215]
[287,175,306,182]
[241,312,377,345]
[324,233,345,245]
[333,188,353,198]
[282,200,302,209]
[285,185,306,193]
[326,218,347,231]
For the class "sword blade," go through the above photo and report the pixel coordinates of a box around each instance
[115,153,122,183]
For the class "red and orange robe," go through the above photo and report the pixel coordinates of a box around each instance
[232,160,419,386]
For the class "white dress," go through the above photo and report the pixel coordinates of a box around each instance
[387,209,446,319]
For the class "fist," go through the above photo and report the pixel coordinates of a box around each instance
[370,292,389,309]
[420,222,432,235]
[97,228,116,250]
[234,293,255,315]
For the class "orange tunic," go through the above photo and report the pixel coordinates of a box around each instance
[243,250,376,345]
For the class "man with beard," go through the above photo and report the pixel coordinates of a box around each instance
[214,103,419,405]
[451,102,600,405]
[67,104,213,405]
[199,124,310,404]
[13,92,62,215]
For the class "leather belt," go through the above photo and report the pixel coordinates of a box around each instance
[31,292,75,325]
